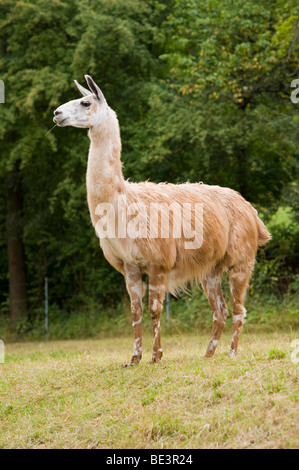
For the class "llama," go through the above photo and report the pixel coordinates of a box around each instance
[53,75,271,366]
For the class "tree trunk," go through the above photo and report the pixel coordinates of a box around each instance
[6,165,27,322]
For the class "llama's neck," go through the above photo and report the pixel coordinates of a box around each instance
[86,108,125,225]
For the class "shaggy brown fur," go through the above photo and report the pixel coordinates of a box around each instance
[54,76,271,365]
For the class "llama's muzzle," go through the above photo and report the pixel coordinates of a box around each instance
[53,109,68,126]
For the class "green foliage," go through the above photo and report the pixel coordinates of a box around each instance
[0,0,298,333]
[132,0,299,202]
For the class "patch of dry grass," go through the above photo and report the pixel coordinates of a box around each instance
[0,330,298,448]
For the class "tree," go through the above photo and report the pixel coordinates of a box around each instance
[0,0,170,320]
[0,0,297,326]
[6,162,27,321]
[129,0,299,206]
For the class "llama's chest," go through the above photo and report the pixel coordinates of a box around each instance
[99,237,147,267]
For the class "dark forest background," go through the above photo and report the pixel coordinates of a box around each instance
[0,0,298,339]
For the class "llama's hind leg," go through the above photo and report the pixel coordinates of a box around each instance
[202,274,229,358]
[123,263,143,367]
[228,263,253,357]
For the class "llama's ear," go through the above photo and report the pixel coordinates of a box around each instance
[85,75,106,103]
[74,80,91,97]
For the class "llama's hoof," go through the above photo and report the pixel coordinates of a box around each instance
[149,359,162,365]
[150,354,163,364]
[122,356,141,368]
[204,350,215,358]
[228,348,237,358]
[150,349,163,364]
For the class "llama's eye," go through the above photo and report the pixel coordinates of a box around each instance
[81,101,91,107]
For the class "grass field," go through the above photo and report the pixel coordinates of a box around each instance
[0,329,298,449]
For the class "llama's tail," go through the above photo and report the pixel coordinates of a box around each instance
[256,214,272,246]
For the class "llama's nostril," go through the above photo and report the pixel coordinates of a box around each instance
[54,110,62,116]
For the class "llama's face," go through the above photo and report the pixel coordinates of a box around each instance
[53,75,107,129]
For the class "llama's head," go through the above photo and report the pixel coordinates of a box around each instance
[53,75,108,128]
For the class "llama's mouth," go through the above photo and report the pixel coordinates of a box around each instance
[53,117,68,126]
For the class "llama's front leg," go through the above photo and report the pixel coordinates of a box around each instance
[123,263,143,367]
[148,266,166,364]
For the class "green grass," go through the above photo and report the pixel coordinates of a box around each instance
[0,330,298,449]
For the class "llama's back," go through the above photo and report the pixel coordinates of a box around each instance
[131,182,270,294]
[132,180,271,252]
